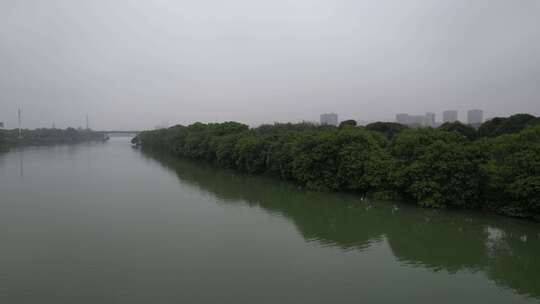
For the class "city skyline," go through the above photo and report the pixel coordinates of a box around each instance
[0,107,534,130]
[395,109,486,127]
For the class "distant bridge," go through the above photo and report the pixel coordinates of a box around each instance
[100,130,141,134]
[98,131,141,137]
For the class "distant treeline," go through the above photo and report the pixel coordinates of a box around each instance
[133,114,540,220]
[0,128,105,150]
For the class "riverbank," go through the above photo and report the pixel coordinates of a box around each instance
[0,128,107,150]
[133,116,540,221]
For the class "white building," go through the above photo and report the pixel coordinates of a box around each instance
[443,110,458,123]
[320,113,338,126]
[396,113,433,127]
[425,112,436,127]
[396,113,411,125]
[467,109,483,125]
[411,115,426,126]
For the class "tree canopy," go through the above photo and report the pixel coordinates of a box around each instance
[365,122,408,139]
[339,119,357,128]
[477,114,540,137]
[439,121,477,140]
[135,116,540,220]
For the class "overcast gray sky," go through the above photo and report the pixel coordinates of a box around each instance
[1,0,539,130]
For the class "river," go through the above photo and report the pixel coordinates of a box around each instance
[0,138,539,303]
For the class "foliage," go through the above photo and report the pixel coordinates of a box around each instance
[391,129,484,208]
[438,122,477,140]
[0,128,105,148]
[480,125,540,217]
[365,122,408,139]
[135,118,540,220]
[290,128,391,191]
[339,119,357,128]
[0,131,6,151]
[477,114,540,138]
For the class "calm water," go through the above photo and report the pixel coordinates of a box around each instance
[0,138,539,303]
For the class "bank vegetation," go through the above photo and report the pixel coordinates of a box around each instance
[133,114,540,220]
[0,128,106,150]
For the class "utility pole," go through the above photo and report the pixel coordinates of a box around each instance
[18,107,23,139]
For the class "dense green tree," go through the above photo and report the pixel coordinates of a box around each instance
[212,133,243,168]
[289,131,343,190]
[391,129,484,208]
[365,122,408,139]
[339,119,357,128]
[0,128,105,148]
[439,122,477,140]
[264,132,298,180]
[390,128,464,162]
[288,128,390,191]
[477,114,540,138]
[480,125,540,217]
[136,119,540,220]
[0,131,6,150]
[233,133,268,174]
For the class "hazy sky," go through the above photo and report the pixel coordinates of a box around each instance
[1,0,539,130]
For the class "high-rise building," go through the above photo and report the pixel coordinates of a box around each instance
[0,122,4,129]
[443,110,458,123]
[396,113,411,125]
[320,113,338,126]
[411,115,426,126]
[425,112,436,127]
[397,113,431,127]
[467,109,483,125]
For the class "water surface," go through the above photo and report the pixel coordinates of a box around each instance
[0,138,539,303]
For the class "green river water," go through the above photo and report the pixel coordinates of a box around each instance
[0,138,539,303]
